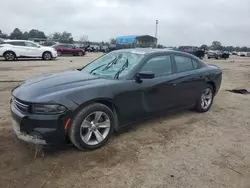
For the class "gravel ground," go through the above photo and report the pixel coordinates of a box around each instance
[0,54,250,188]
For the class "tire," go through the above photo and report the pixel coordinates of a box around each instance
[78,51,84,56]
[4,51,16,61]
[42,52,52,60]
[69,103,115,151]
[208,57,211,59]
[57,51,62,56]
[194,84,214,113]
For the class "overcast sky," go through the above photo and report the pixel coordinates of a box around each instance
[1,0,250,46]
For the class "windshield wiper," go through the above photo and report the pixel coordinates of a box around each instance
[89,64,106,74]
[89,57,118,74]
[114,59,129,79]
[102,57,118,71]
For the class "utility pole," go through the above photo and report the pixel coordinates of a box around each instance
[155,20,159,47]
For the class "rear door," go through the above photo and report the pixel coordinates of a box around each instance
[171,54,205,106]
[8,41,27,56]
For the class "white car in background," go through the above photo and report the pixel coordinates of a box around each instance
[0,40,57,61]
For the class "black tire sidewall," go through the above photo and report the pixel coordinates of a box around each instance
[69,103,115,150]
[43,52,52,60]
[4,52,15,61]
[195,84,214,112]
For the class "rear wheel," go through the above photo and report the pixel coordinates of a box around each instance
[195,84,214,113]
[69,103,115,151]
[42,52,52,60]
[4,51,16,61]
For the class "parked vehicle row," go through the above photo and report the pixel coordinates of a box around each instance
[207,50,230,59]
[11,48,222,150]
[53,44,85,56]
[0,40,57,61]
[177,46,205,59]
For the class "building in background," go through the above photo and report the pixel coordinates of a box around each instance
[115,35,157,49]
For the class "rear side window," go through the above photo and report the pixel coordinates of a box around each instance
[192,59,199,69]
[174,55,198,73]
[141,55,172,77]
[7,41,25,46]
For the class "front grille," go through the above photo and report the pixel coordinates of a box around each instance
[13,97,29,113]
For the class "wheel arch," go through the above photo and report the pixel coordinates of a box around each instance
[42,51,52,56]
[206,81,216,94]
[72,98,120,131]
[3,50,17,57]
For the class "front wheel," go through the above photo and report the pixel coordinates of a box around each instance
[195,84,214,113]
[69,103,115,151]
[42,52,52,60]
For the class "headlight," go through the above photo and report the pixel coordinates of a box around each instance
[31,104,67,114]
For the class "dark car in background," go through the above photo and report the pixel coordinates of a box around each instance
[53,44,85,56]
[11,49,222,151]
[207,50,229,59]
[178,46,205,59]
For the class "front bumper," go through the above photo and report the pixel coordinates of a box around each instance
[52,51,58,58]
[11,101,70,145]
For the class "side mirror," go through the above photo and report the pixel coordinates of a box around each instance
[135,71,155,83]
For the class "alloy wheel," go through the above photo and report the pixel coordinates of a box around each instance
[44,53,51,60]
[80,111,110,146]
[201,88,213,109]
[5,52,15,61]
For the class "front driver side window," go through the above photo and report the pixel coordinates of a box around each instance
[140,55,172,77]
[25,42,38,48]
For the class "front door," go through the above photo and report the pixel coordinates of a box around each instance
[24,41,40,57]
[139,55,177,112]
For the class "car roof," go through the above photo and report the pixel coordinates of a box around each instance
[115,48,190,56]
[4,39,33,43]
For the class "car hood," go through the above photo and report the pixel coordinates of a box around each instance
[12,70,105,101]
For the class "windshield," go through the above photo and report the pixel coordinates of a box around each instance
[81,51,145,78]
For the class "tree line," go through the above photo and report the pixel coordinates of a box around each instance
[1,29,249,51]
[201,41,249,52]
[0,28,74,43]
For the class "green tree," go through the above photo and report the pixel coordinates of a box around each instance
[240,46,248,52]
[200,44,209,50]
[60,31,73,43]
[0,30,8,39]
[22,31,29,40]
[28,29,46,39]
[110,38,116,44]
[157,44,164,48]
[10,28,23,39]
[210,41,223,50]
[52,32,73,43]
[52,32,62,41]
[224,46,234,52]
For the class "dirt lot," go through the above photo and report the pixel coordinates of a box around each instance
[0,53,250,188]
